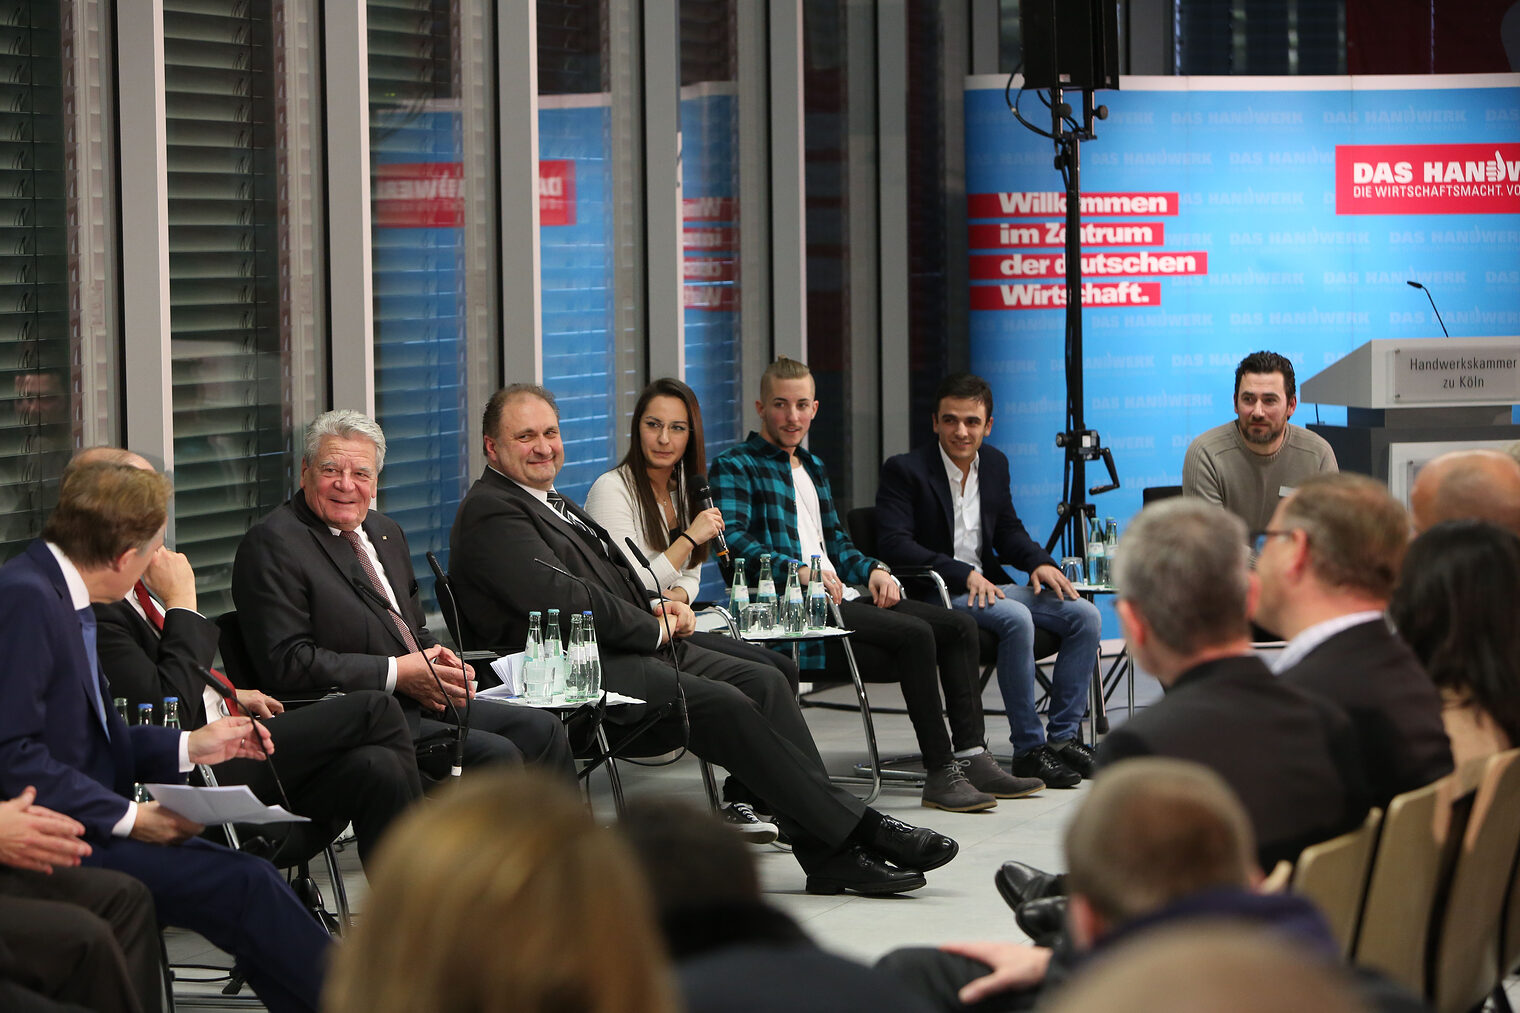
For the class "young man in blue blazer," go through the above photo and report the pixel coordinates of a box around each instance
[876,374,1102,788]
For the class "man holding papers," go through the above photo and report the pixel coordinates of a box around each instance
[0,460,330,1013]
[83,448,423,871]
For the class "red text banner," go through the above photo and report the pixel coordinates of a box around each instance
[1336,143,1520,215]
[968,220,1167,249]
[969,251,1207,280]
[967,191,1180,218]
[539,160,577,226]
[374,163,464,228]
[970,282,1163,309]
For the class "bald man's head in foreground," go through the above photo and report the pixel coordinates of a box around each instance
[1410,449,1520,536]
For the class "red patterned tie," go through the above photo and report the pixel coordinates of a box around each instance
[341,530,421,653]
[133,580,241,716]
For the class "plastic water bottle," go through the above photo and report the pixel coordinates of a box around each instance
[544,608,567,702]
[162,697,180,730]
[567,613,585,702]
[756,554,777,628]
[729,557,749,631]
[1087,517,1107,586]
[807,554,828,629]
[581,610,602,700]
[783,560,805,634]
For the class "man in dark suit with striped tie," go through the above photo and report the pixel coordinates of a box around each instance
[78,448,423,870]
[231,410,573,780]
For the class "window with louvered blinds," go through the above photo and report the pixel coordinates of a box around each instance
[0,5,70,563]
[165,0,290,618]
[368,0,472,619]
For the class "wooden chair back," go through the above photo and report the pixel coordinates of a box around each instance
[1290,807,1383,959]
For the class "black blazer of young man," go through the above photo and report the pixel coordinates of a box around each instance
[232,488,572,775]
[875,441,1054,599]
[1278,617,1452,807]
[1097,654,1371,869]
[93,592,423,867]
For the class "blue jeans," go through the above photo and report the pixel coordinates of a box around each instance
[953,585,1102,755]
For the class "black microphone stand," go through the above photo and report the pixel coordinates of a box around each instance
[1407,280,1451,337]
[351,576,468,777]
[194,665,296,812]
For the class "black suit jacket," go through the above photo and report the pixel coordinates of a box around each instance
[93,598,220,728]
[1098,654,1370,867]
[449,468,687,718]
[1279,618,1453,806]
[231,489,437,697]
[875,441,1054,597]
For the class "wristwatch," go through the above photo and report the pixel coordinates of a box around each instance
[868,561,893,577]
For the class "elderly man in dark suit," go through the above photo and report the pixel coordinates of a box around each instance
[82,444,422,871]
[1254,473,1452,806]
[876,373,1102,790]
[447,383,960,897]
[0,462,329,1013]
[232,409,572,779]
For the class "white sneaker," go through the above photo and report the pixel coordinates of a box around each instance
[721,802,779,844]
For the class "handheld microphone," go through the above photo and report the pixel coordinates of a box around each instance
[193,664,294,812]
[1407,280,1451,338]
[351,571,468,777]
[688,475,730,566]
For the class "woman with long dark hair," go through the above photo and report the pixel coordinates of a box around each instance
[587,378,801,842]
[1389,519,1520,775]
[585,377,722,603]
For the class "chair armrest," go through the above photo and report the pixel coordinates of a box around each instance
[694,602,739,637]
[891,567,952,608]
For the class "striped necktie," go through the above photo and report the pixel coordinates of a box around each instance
[341,529,421,654]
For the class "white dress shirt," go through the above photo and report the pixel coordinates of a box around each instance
[939,444,983,571]
[1271,611,1387,673]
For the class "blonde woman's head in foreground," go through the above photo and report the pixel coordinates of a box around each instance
[324,770,678,1013]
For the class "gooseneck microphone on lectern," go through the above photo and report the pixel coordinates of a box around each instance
[350,572,468,777]
[1407,280,1451,338]
[193,664,296,811]
[688,475,730,567]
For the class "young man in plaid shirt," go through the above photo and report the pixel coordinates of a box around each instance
[710,357,1043,812]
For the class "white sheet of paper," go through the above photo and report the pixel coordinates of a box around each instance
[475,690,645,709]
[144,783,310,825]
[489,652,525,696]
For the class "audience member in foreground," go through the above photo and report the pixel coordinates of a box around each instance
[1042,924,1370,1013]
[1409,448,1520,536]
[711,356,1024,812]
[998,499,1367,932]
[0,462,329,1013]
[233,409,572,779]
[875,373,1100,789]
[79,447,422,871]
[450,384,957,896]
[0,785,158,1013]
[878,758,1415,1013]
[1255,473,1452,805]
[1391,521,1520,777]
[324,771,678,1013]
[620,798,933,1013]
[585,377,803,841]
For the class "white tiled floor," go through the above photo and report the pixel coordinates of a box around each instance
[166,661,1163,1007]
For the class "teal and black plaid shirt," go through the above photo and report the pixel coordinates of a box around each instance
[709,431,880,668]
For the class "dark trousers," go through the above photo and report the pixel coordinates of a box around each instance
[603,640,867,866]
[0,865,159,1013]
[824,597,984,770]
[216,689,422,868]
[417,694,576,781]
[876,946,1044,1013]
[90,837,330,1013]
[688,629,803,807]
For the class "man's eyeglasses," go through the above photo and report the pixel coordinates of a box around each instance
[1250,529,1297,556]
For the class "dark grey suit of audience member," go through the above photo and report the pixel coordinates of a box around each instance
[1098,655,1369,867]
[448,468,867,860]
[232,489,572,776]
[1279,618,1452,806]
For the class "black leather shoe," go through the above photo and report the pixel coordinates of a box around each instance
[994,860,1064,911]
[1050,738,1096,778]
[803,845,927,896]
[1015,896,1068,947]
[1011,745,1081,789]
[863,815,960,873]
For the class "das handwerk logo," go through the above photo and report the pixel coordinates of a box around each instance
[1335,143,1520,215]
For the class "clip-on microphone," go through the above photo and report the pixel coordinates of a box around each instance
[351,572,468,777]
[193,665,295,812]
